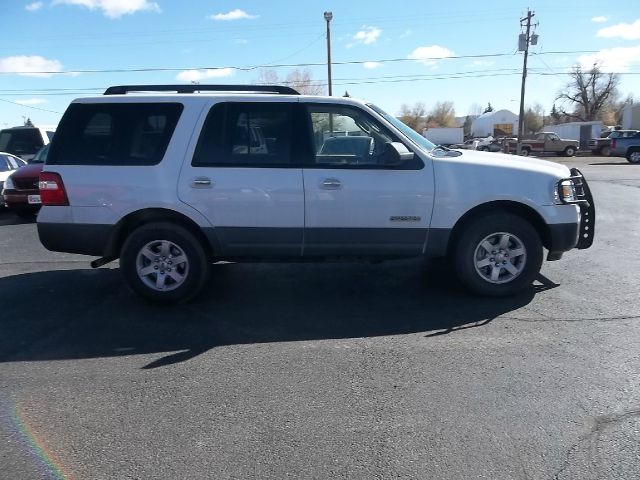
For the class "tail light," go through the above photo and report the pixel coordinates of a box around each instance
[611,139,616,149]
[39,172,69,206]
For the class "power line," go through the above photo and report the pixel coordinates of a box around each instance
[0,98,62,114]
[0,49,602,76]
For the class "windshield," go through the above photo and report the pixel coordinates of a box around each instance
[367,103,436,152]
[30,144,49,164]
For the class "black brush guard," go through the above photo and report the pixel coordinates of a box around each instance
[557,168,595,249]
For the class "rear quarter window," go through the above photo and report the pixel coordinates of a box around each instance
[47,103,183,166]
[0,128,44,157]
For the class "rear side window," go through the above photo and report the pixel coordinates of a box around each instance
[47,103,183,166]
[192,102,292,167]
[0,128,44,157]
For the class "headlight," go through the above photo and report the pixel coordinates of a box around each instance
[555,179,576,204]
[2,176,13,191]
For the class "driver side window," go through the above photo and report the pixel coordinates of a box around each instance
[307,105,403,168]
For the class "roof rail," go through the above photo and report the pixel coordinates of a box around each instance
[103,84,300,96]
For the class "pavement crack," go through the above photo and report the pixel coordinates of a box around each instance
[504,314,640,323]
[552,408,640,480]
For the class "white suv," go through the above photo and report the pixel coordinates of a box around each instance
[37,84,595,302]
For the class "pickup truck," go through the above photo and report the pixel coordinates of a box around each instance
[506,132,579,157]
[588,130,639,156]
[609,131,640,163]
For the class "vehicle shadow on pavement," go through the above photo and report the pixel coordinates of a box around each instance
[0,260,543,369]
[0,211,37,226]
[588,161,634,166]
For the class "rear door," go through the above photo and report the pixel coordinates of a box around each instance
[177,100,305,256]
[301,102,433,256]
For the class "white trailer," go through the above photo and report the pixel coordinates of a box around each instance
[543,121,601,149]
[422,127,464,146]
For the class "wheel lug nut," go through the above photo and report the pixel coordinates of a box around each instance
[154,266,158,270]
[167,268,172,272]
[490,258,494,262]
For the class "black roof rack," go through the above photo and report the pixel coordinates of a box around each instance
[103,84,300,96]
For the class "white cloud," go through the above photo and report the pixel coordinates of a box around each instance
[591,16,607,23]
[348,26,382,47]
[408,45,454,66]
[399,29,412,39]
[25,2,43,11]
[15,98,47,106]
[597,19,640,40]
[578,45,640,72]
[176,68,235,83]
[209,9,258,21]
[363,61,382,69]
[53,0,160,19]
[0,55,63,77]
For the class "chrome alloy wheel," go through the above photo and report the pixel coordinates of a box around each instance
[136,240,189,292]
[473,232,527,284]
[630,151,640,164]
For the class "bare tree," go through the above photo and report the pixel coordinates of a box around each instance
[468,103,484,116]
[398,102,426,132]
[254,68,324,95]
[556,64,619,121]
[523,103,544,134]
[426,101,456,128]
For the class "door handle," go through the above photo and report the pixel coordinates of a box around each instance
[320,178,342,190]
[191,177,213,188]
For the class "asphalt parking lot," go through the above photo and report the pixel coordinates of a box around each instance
[1,155,639,480]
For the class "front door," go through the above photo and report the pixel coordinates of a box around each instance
[301,103,434,256]
[178,101,304,256]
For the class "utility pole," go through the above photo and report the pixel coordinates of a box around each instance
[324,11,333,96]
[517,9,536,154]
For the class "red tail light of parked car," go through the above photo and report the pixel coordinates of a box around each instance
[39,172,69,206]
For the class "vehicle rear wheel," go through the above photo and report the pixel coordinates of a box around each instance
[480,146,489,152]
[564,146,576,156]
[600,146,610,157]
[520,147,530,157]
[120,222,210,303]
[452,213,543,296]
[627,148,640,164]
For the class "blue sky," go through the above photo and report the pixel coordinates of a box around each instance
[1,0,639,127]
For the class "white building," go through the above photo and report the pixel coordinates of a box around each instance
[471,109,519,137]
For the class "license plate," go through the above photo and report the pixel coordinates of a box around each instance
[28,195,41,205]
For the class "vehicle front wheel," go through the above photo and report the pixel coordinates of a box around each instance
[600,146,610,157]
[519,147,530,157]
[564,146,576,156]
[452,213,543,296]
[120,222,211,303]
[627,148,640,164]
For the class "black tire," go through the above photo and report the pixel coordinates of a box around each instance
[600,146,610,157]
[520,147,530,157]
[480,146,489,152]
[627,148,640,164]
[451,213,543,296]
[120,222,211,303]
[564,146,576,157]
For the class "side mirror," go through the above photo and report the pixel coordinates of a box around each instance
[551,137,558,142]
[380,142,414,165]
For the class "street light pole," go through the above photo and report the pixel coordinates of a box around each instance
[324,11,333,96]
